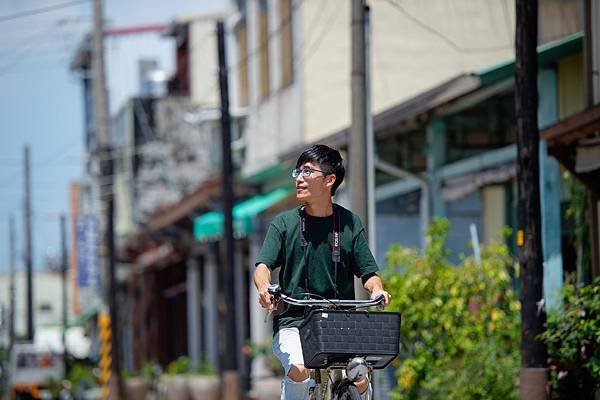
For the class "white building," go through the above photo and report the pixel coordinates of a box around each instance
[0,270,73,345]
[229,0,516,178]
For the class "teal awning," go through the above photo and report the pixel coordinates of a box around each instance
[69,302,101,327]
[477,31,583,86]
[194,187,292,242]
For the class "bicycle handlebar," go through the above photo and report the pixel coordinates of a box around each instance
[267,284,385,308]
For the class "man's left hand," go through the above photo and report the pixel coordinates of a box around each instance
[370,290,391,307]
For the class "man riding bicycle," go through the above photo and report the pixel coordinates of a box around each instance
[253,144,391,399]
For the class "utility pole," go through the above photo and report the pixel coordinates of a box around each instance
[9,216,16,350]
[23,145,34,342]
[583,0,600,281]
[92,0,122,397]
[60,214,69,375]
[217,20,240,399]
[515,1,547,399]
[350,0,374,298]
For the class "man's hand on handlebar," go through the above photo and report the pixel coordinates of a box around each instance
[370,289,391,308]
[258,287,274,310]
[254,264,275,310]
[363,274,391,308]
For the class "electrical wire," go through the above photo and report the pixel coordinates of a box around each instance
[500,0,514,44]
[381,0,512,53]
[0,26,56,76]
[295,1,340,69]
[0,0,91,24]
[0,19,86,76]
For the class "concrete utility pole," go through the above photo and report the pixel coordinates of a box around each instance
[69,183,80,315]
[23,145,34,342]
[9,216,16,350]
[217,20,241,399]
[350,0,374,240]
[92,0,122,397]
[60,214,69,375]
[515,0,547,399]
[350,0,374,297]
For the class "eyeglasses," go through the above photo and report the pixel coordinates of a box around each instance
[291,166,330,179]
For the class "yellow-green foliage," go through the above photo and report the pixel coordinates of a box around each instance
[383,218,520,400]
[538,277,600,398]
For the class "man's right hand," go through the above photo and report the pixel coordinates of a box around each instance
[254,263,274,310]
[258,287,274,310]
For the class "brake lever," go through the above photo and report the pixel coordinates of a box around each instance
[375,294,386,310]
[263,309,272,323]
[263,295,281,323]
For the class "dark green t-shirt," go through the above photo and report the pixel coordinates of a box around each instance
[255,204,379,335]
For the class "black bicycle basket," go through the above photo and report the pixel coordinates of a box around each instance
[298,309,401,369]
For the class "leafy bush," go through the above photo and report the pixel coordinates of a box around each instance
[140,361,161,381]
[62,360,99,396]
[68,361,96,387]
[166,355,216,375]
[195,358,216,375]
[538,277,600,399]
[383,218,520,400]
[166,356,191,375]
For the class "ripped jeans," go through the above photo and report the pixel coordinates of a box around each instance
[272,328,371,400]
[272,328,311,400]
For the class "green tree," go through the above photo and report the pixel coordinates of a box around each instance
[383,218,520,399]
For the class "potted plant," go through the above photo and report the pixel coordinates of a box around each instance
[124,374,150,400]
[122,361,159,400]
[160,357,191,400]
[186,358,219,400]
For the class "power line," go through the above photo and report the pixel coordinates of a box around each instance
[296,1,340,68]
[0,0,91,24]
[500,0,514,44]
[0,21,81,76]
[381,0,512,53]
[298,0,332,51]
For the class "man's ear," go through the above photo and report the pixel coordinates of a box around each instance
[325,174,337,189]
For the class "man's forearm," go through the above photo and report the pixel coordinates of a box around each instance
[254,263,271,291]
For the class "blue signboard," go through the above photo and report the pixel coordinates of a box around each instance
[76,215,101,289]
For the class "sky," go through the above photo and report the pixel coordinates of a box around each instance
[0,0,226,273]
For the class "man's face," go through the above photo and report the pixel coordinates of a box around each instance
[294,161,336,202]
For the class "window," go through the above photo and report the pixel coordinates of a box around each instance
[280,0,294,87]
[259,0,270,98]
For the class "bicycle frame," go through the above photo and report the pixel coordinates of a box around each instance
[309,362,373,400]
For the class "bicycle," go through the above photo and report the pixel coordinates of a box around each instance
[267,284,401,400]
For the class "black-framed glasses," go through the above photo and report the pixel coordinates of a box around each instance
[291,166,330,179]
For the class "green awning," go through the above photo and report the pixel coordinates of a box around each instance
[477,31,583,86]
[194,187,293,242]
[69,302,101,327]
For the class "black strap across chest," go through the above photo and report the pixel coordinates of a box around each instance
[299,204,341,299]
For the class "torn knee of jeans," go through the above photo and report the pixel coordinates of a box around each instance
[287,364,309,382]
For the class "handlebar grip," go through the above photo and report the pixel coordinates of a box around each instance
[374,294,385,304]
[267,284,281,295]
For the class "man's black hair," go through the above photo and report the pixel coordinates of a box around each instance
[296,144,345,195]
